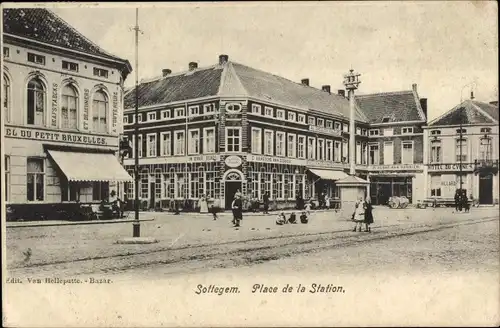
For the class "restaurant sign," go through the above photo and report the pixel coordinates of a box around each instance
[5,126,118,147]
[246,154,345,170]
[368,164,423,171]
[427,163,474,171]
[309,125,342,137]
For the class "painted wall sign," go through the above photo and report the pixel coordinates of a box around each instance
[51,83,58,127]
[83,89,90,131]
[112,91,118,134]
[309,125,342,137]
[5,126,117,147]
[369,164,423,171]
[427,163,474,171]
[124,154,220,165]
[225,155,242,168]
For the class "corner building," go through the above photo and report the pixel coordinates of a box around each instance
[2,9,132,216]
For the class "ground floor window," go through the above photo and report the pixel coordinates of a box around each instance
[370,176,413,205]
[27,157,45,201]
[430,175,441,197]
[61,179,80,202]
[92,181,109,201]
[140,169,149,199]
[125,170,134,200]
[5,156,10,202]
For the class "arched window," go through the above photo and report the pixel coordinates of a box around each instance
[3,75,10,123]
[27,78,45,126]
[61,85,78,129]
[92,90,108,133]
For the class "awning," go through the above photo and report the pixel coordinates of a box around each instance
[308,169,348,180]
[47,150,133,182]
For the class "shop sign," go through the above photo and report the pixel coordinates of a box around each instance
[246,154,294,165]
[369,164,423,171]
[124,154,220,165]
[51,83,58,128]
[428,163,474,171]
[306,159,344,170]
[188,154,219,163]
[4,126,117,146]
[225,155,242,168]
[112,92,119,134]
[83,89,90,131]
[309,125,342,137]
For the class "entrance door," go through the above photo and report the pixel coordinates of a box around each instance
[225,181,242,210]
[479,173,493,204]
[150,182,156,209]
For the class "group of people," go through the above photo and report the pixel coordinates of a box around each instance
[351,196,374,233]
[275,211,309,225]
[454,189,471,213]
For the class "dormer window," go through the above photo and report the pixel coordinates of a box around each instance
[431,130,441,135]
[137,114,143,123]
[317,118,324,127]
[369,129,380,136]
[334,122,341,130]
[402,127,413,135]
[148,112,156,121]
[27,53,45,65]
[382,117,390,123]
[251,104,261,114]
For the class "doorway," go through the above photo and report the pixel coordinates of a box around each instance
[225,181,242,210]
[149,182,156,209]
[479,173,493,204]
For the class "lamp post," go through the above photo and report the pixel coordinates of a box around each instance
[458,82,477,193]
[132,8,142,237]
[343,69,361,176]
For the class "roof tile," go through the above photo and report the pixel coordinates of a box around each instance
[355,91,424,124]
[430,100,497,126]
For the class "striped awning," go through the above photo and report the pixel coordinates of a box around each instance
[47,150,133,182]
[308,169,348,180]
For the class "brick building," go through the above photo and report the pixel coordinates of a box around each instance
[2,8,132,217]
[423,98,499,204]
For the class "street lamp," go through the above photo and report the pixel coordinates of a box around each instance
[132,8,142,237]
[343,69,361,176]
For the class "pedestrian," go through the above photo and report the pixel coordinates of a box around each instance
[364,196,374,232]
[454,189,461,212]
[199,194,209,213]
[305,200,312,216]
[275,212,287,225]
[325,195,331,210]
[351,197,366,232]
[288,212,297,224]
[462,191,470,213]
[231,194,243,227]
[300,211,309,224]
[263,191,270,214]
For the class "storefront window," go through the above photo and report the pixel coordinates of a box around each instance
[27,158,44,201]
[61,179,80,202]
[190,172,199,199]
[430,175,441,197]
[176,173,185,198]
[5,156,10,202]
[140,169,149,199]
[92,90,108,133]
[27,78,45,126]
[92,181,109,201]
[250,172,260,199]
[61,85,78,129]
[206,172,216,199]
[125,170,134,200]
[155,169,162,199]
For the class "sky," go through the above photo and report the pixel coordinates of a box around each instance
[24,2,499,120]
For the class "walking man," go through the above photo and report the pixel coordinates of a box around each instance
[231,194,243,227]
[263,191,270,214]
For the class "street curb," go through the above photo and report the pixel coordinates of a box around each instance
[6,218,155,229]
[115,237,159,244]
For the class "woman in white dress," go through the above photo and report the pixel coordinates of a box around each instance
[199,194,208,213]
[351,197,366,232]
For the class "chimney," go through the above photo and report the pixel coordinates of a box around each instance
[420,98,428,120]
[470,91,475,100]
[338,89,345,98]
[301,78,309,86]
[219,54,229,65]
[412,83,417,93]
[162,69,172,77]
[188,62,198,71]
[321,85,331,94]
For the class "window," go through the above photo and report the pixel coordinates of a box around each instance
[175,107,185,117]
[456,128,467,134]
[61,179,80,202]
[308,116,315,125]
[190,172,200,199]
[317,139,325,160]
[382,117,390,123]
[334,141,341,162]
[226,103,242,113]
[480,128,492,134]
[369,129,379,136]
[264,130,274,155]
[265,106,273,116]
[175,174,185,198]
[147,133,157,157]
[3,47,9,58]
[334,122,341,130]
[189,105,200,116]
[148,112,156,121]
[203,103,215,114]
[430,140,442,163]
[356,141,362,164]
[251,128,262,154]
[430,175,441,197]
[342,141,349,162]
[137,135,143,158]
[123,116,129,124]
[92,90,108,133]
[326,120,333,129]
[174,131,185,155]
[204,128,216,154]
[251,104,261,114]
[356,127,361,135]
[383,141,394,165]
[161,109,171,119]
[93,67,109,78]
[317,118,324,127]
[297,114,306,123]
[188,129,200,154]
[276,110,285,120]
[369,144,380,165]
[297,135,306,159]
[27,158,44,201]
[456,174,468,190]
[307,137,316,159]
[3,75,10,123]
[161,132,171,156]
[288,112,296,122]
[287,134,296,158]
[455,138,467,162]
[62,60,79,72]
[61,85,78,129]
[402,127,413,135]
[128,115,135,124]
[383,128,394,136]
[479,137,493,161]
[5,156,10,202]
[226,127,241,152]
[361,128,367,136]
[326,140,333,161]
[275,174,284,199]
[343,124,349,132]
[27,78,46,126]
[361,143,367,165]
[206,172,216,199]
[92,181,109,201]
[139,170,149,199]
[27,53,45,65]
[276,132,285,156]
[401,141,414,164]
[137,114,143,123]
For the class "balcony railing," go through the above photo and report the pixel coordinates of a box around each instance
[473,159,499,175]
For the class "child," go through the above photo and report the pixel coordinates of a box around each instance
[209,204,219,220]
[304,201,312,216]
[275,212,287,225]
[300,211,308,224]
[288,212,297,224]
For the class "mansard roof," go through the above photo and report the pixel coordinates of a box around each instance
[428,99,498,126]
